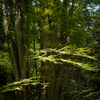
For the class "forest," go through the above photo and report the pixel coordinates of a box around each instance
[0,0,100,100]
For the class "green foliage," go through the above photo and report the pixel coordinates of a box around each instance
[31,45,98,71]
[0,76,39,93]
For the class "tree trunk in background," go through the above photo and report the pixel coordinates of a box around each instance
[60,0,70,44]
[33,25,37,76]
[37,0,47,99]
[24,0,31,99]
[59,0,75,99]
[47,0,60,100]
[38,0,46,50]
[37,0,46,78]
[25,0,31,79]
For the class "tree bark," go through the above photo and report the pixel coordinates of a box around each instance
[60,0,70,44]
[14,0,27,100]
[2,0,27,100]
[15,0,26,80]
[2,0,25,100]
[2,0,20,82]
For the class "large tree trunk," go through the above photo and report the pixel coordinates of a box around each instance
[15,0,26,80]
[2,0,20,82]
[14,0,27,100]
[2,0,27,100]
